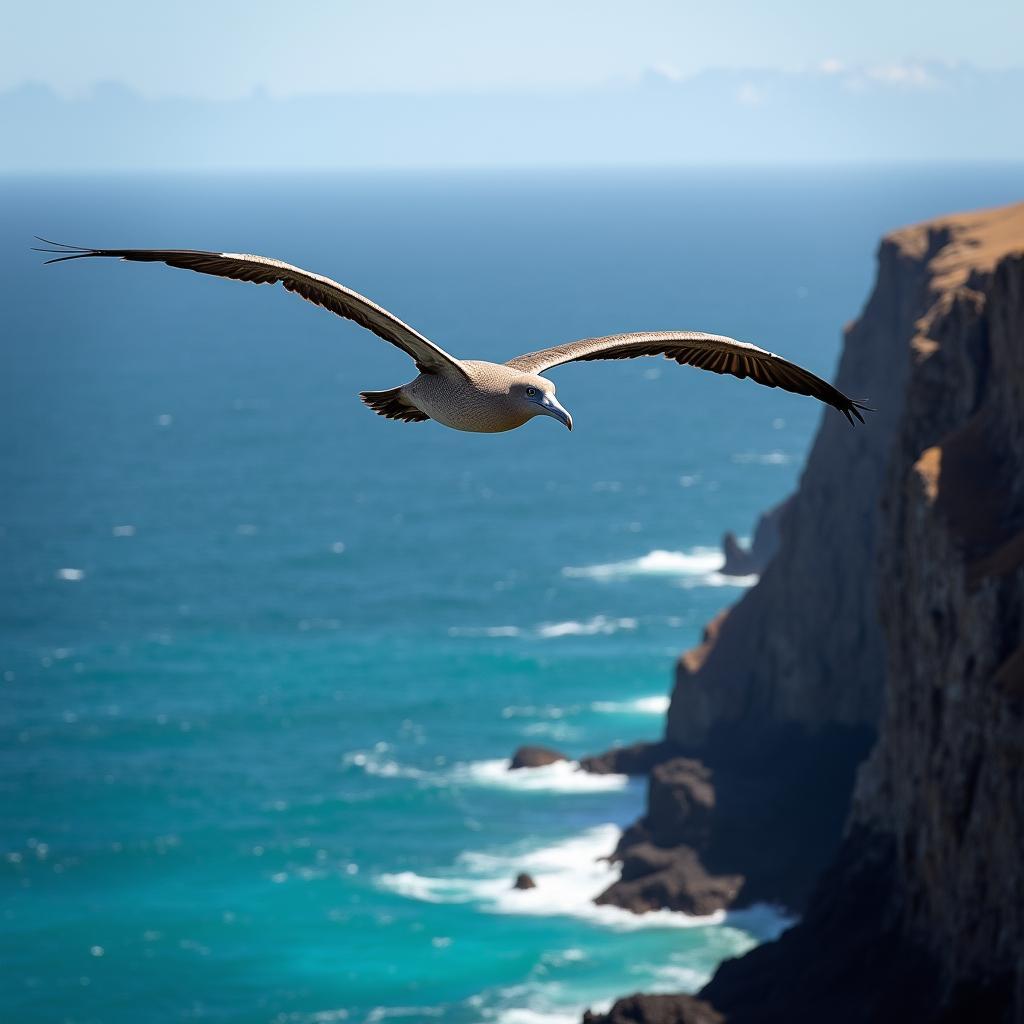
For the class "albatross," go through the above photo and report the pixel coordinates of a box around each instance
[36,240,870,431]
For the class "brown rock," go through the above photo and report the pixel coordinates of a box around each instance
[583,994,723,1024]
[508,745,566,770]
[676,610,729,678]
[596,843,743,917]
[512,872,536,890]
[644,759,716,849]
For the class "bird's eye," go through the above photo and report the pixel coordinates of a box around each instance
[526,387,537,397]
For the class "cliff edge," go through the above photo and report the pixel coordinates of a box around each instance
[586,201,1024,1023]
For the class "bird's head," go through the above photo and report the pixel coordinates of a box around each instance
[510,375,573,431]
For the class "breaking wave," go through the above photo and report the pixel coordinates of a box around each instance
[449,616,638,640]
[563,548,757,589]
[591,695,670,715]
[448,759,632,793]
[344,753,632,794]
[563,548,723,580]
[377,824,726,931]
[536,616,637,638]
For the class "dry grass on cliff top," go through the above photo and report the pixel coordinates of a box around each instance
[889,200,1024,292]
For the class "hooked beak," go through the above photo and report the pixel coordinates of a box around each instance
[537,392,573,431]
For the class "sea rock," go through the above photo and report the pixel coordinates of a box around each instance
[719,494,792,577]
[508,745,566,770]
[583,993,723,1024]
[594,729,870,916]
[719,532,755,577]
[512,872,536,890]
[596,842,742,917]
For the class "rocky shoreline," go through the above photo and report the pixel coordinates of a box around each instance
[572,203,1024,1023]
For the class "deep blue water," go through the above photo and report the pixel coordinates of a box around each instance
[2,167,1022,1024]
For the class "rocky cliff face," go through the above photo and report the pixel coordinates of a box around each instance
[845,206,1024,1016]
[585,202,1024,1023]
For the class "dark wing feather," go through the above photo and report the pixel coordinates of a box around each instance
[34,239,467,379]
[507,331,870,425]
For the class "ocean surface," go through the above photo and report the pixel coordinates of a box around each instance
[2,166,1022,1024]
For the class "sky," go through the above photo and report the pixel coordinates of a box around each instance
[3,0,1023,99]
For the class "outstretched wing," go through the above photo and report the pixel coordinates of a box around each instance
[507,331,870,424]
[35,239,468,379]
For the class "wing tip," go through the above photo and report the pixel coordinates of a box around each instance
[32,237,101,265]
[840,398,874,426]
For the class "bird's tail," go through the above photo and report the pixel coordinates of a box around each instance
[359,387,430,423]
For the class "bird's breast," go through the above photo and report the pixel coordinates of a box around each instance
[405,372,528,433]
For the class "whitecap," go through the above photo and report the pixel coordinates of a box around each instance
[374,871,473,904]
[448,625,522,638]
[563,548,723,581]
[342,751,428,781]
[448,759,631,793]
[448,618,638,640]
[377,824,729,931]
[496,1011,581,1024]
[536,616,637,639]
[730,450,795,465]
[56,568,85,582]
[343,753,628,793]
[591,695,670,714]
[677,571,759,590]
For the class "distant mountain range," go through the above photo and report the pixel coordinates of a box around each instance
[4,62,1023,171]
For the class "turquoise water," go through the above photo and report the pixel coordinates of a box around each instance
[3,167,1022,1023]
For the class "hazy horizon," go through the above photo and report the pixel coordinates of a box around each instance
[5,61,1024,172]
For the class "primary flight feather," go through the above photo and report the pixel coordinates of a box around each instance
[35,240,871,432]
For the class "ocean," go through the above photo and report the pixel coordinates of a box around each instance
[2,166,1022,1024]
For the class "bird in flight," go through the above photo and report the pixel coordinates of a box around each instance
[36,240,870,432]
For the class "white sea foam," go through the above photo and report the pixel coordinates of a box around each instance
[536,616,637,638]
[342,751,429,781]
[377,824,726,932]
[495,1011,580,1024]
[677,570,759,590]
[486,984,612,1024]
[56,568,85,582]
[591,695,670,715]
[450,759,631,793]
[731,450,795,465]
[564,547,759,590]
[449,617,637,640]
[448,625,523,638]
[344,753,630,793]
[563,547,723,581]
[645,962,713,992]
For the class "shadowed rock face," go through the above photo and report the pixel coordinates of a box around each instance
[590,725,872,915]
[844,209,1024,1013]
[585,202,1024,1024]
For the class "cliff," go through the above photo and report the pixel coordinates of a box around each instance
[585,202,1024,1022]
